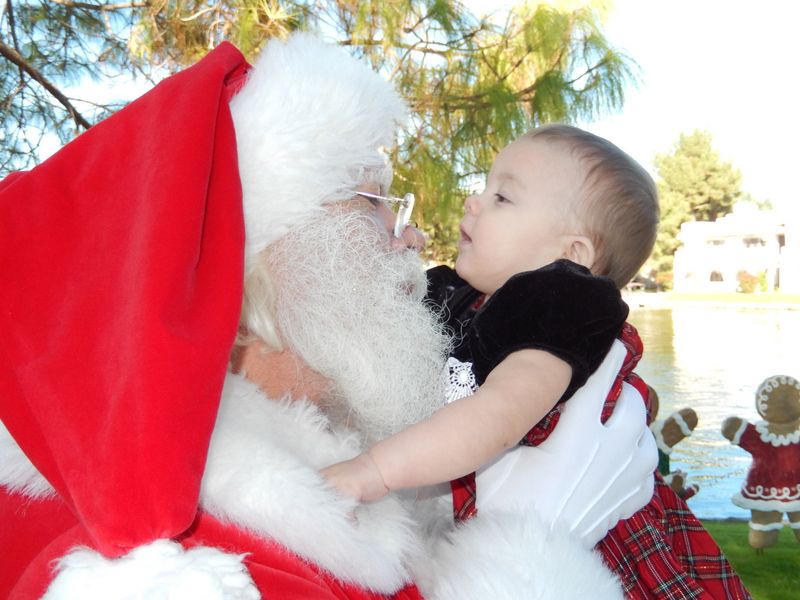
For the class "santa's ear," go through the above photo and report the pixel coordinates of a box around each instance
[564,235,595,270]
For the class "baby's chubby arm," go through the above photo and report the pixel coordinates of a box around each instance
[320,349,572,502]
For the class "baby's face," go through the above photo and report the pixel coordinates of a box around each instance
[455,137,588,296]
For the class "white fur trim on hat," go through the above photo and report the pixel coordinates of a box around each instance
[230,34,407,270]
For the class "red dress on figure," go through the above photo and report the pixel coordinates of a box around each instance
[731,421,800,512]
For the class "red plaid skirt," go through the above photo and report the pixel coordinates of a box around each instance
[599,476,750,599]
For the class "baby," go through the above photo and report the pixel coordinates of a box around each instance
[321,123,659,503]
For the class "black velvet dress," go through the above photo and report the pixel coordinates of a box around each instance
[427,258,629,403]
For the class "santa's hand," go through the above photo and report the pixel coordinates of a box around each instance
[44,540,259,600]
[476,340,657,549]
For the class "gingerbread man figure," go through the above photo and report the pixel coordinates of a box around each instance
[648,385,700,500]
[721,375,800,548]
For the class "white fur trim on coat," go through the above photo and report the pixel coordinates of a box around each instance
[415,509,624,600]
[43,539,258,600]
[200,373,421,594]
[230,34,407,269]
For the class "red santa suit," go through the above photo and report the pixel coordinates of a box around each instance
[0,35,634,599]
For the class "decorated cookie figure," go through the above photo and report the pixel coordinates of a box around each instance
[721,375,800,548]
[647,385,700,500]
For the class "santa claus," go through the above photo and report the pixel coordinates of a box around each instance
[1,34,666,599]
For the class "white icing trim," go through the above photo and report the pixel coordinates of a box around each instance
[732,491,800,512]
[756,375,800,417]
[730,419,748,446]
[668,411,694,437]
[649,421,672,455]
[747,484,800,501]
[754,421,800,446]
[747,521,784,532]
[788,520,800,530]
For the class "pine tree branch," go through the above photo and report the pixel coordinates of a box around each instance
[180,5,215,22]
[5,0,21,47]
[47,0,149,11]
[339,37,485,56]
[566,56,610,86]
[4,0,25,83]
[0,40,92,129]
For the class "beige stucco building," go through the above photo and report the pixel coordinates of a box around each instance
[672,203,800,293]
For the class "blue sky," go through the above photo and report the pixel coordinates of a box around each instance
[469,0,799,220]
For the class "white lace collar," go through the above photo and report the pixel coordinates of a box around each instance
[445,357,478,404]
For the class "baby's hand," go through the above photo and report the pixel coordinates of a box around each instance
[321,452,389,503]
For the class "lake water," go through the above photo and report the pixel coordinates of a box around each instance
[627,302,800,519]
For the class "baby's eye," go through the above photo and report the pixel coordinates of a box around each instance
[494,193,510,204]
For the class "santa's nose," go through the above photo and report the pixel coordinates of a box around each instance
[391,223,426,252]
[464,194,480,215]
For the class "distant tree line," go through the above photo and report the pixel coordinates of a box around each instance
[650,129,768,289]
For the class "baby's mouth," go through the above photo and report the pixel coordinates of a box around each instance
[460,227,471,243]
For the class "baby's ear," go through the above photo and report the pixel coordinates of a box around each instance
[565,235,595,270]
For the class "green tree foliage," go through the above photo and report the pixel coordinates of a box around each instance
[2,0,637,261]
[652,129,742,281]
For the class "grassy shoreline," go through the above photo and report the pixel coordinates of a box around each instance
[625,291,800,310]
[700,520,799,599]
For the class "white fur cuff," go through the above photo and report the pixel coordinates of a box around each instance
[43,540,259,600]
[416,511,624,600]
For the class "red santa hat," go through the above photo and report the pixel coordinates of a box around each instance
[0,33,405,561]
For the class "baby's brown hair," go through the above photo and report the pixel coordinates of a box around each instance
[523,124,659,288]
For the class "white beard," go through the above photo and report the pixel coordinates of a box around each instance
[267,210,451,442]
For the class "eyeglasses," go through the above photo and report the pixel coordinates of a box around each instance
[356,191,416,238]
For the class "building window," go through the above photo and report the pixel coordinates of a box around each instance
[710,271,724,282]
[743,237,766,247]
[708,239,725,246]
